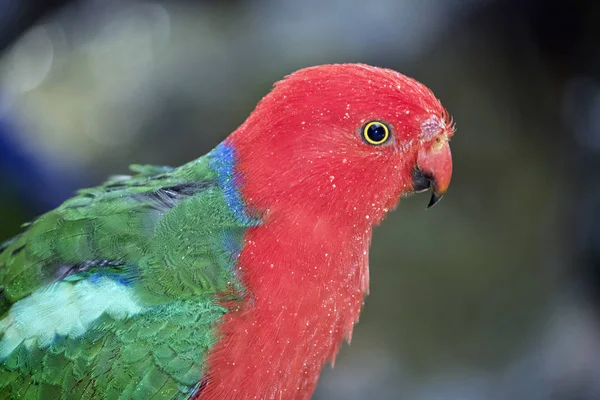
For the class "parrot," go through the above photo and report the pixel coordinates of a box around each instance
[0,64,453,399]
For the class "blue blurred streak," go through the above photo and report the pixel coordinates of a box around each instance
[0,114,81,212]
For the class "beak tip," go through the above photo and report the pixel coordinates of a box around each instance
[426,192,443,209]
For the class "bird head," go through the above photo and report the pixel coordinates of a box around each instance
[229,64,454,227]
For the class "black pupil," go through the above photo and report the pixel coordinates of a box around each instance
[367,123,386,143]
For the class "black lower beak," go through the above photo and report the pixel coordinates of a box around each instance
[427,192,443,208]
[412,168,431,193]
[412,168,443,209]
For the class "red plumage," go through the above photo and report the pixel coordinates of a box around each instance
[199,64,453,399]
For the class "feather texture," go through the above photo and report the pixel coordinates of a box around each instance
[0,144,254,399]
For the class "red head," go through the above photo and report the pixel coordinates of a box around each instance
[228,64,454,228]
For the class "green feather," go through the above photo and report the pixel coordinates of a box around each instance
[0,150,253,399]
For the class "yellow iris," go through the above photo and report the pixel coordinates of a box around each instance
[362,121,390,145]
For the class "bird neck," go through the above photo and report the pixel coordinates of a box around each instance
[202,213,371,399]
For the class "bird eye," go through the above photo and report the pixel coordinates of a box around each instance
[362,121,390,145]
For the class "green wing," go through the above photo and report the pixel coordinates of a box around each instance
[0,152,251,399]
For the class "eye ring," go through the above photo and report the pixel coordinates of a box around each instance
[362,121,390,145]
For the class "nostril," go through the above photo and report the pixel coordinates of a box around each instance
[412,168,431,192]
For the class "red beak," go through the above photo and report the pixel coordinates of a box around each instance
[414,141,452,208]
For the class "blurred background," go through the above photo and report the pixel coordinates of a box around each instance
[0,0,599,398]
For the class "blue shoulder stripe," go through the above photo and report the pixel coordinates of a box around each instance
[209,142,259,226]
